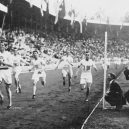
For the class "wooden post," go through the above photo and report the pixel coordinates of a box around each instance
[103,31,107,109]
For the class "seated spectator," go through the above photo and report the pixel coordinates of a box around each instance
[105,73,126,111]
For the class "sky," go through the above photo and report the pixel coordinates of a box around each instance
[71,0,129,22]
[25,0,129,23]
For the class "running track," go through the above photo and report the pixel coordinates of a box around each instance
[0,63,125,129]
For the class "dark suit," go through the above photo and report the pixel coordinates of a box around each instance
[105,80,126,107]
[124,68,129,80]
[124,90,129,103]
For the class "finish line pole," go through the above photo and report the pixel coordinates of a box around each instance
[103,31,108,109]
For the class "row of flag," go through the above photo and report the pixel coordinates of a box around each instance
[9,0,124,33]
[27,0,87,33]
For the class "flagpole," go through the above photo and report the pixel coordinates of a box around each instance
[103,31,107,109]
[1,14,6,34]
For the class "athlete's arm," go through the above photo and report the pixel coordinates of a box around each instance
[77,60,83,68]
[92,61,97,71]
[55,58,63,69]
[28,59,35,72]
[2,54,13,67]
[74,61,82,78]
[0,60,13,67]
[67,57,74,66]
[20,57,30,65]
[41,60,46,70]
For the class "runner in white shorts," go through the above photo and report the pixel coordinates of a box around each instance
[30,50,46,99]
[113,57,121,69]
[12,49,29,93]
[101,58,110,70]
[0,42,13,109]
[75,52,97,101]
[56,51,73,92]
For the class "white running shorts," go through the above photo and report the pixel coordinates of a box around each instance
[32,70,46,83]
[80,72,92,84]
[0,69,12,84]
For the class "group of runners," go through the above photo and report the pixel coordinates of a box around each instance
[0,40,99,109]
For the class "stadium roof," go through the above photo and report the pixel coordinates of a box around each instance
[25,0,129,26]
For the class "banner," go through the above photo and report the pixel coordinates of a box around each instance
[40,0,44,16]
[0,3,8,13]
[54,0,66,24]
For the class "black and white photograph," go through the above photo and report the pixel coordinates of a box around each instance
[0,0,129,129]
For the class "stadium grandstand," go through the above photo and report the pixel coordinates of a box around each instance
[0,0,129,60]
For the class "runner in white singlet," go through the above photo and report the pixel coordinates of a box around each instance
[0,42,13,109]
[12,49,29,93]
[75,52,97,101]
[30,50,46,99]
[56,51,73,92]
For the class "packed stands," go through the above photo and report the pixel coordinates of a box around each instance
[0,0,129,66]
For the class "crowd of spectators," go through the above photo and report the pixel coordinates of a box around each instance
[0,28,129,66]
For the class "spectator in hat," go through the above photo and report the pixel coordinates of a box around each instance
[124,66,129,80]
[105,73,126,111]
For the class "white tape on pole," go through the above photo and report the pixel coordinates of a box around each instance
[103,31,107,109]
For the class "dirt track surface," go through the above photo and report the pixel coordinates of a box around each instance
[0,64,125,129]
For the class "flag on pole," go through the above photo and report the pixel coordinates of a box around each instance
[29,0,33,8]
[54,0,66,24]
[120,24,123,30]
[84,17,87,26]
[68,4,75,26]
[70,10,75,26]
[40,0,44,16]
[96,13,101,23]
[40,0,48,16]
[44,0,49,30]
[44,0,49,13]
[106,16,111,31]
[77,14,83,33]
[79,21,82,33]
[83,17,87,32]
[58,0,65,18]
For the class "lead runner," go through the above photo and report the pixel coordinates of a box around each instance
[75,51,97,101]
